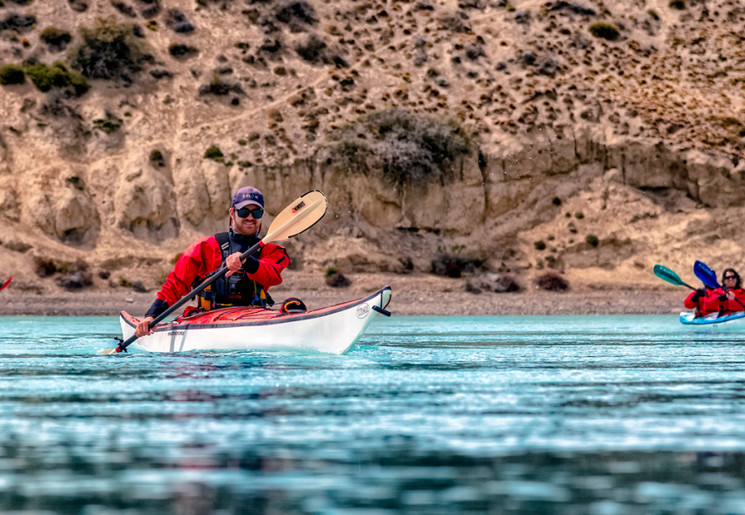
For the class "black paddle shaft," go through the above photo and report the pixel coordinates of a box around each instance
[116,240,263,352]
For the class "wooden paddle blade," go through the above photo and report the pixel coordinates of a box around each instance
[694,260,720,289]
[653,265,684,286]
[263,190,327,243]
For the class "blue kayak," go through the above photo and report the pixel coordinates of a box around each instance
[680,311,745,329]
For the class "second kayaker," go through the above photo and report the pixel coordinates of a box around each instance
[135,186,290,337]
[702,268,745,315]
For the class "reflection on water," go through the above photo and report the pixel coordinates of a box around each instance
[1,315,745,512]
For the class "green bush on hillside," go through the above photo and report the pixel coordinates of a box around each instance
[328,109,471,185]
[24,61,89,96]
[0,64,25,85]
[204,145,224,161]
[149,149,166,167]
[70,18,152,83]
[92,112,123,134]
[588,22,620,41]
[40,26,72,51]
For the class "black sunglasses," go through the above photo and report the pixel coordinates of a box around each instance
[236,207,264,219]
[725,275,737,279]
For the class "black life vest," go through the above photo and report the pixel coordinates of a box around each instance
[196,231,273,310]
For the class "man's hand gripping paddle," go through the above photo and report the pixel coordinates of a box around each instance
[100,190,328,354]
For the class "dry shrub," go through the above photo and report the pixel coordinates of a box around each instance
[149,149,165,167]
[325,271,350,288]
[588,22,620,41]
[491,273,521,293]
[138,0,161,18]
[431,254,485,278]
[34,257,63,277]
[40,27,73,52]
[169,43,199,59]
[296,33,326,62]
[468,273,522,294]
[71,18,152,84]
[198,74,244,96]
[275,1,316,30]
[535,271,570,292]
[49,260,93,289]
[328,109,471,185]
[112,1,137,18]
[0,64,25,85]
[165,9,194,33]
[130,280,147,292]
[68,0,88,12]
[0,13,36,34]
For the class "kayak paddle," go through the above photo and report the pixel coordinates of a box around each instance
[101,190,328,354]
[0,277,10,291]
[653,264,696,290]
[693,260,719,290]
[693,260,745,310]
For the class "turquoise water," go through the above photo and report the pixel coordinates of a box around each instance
[2,315,745,513]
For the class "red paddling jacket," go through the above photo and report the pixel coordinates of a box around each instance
[684,289,718,317]
[145,230,289,318]
[700,287,745,315]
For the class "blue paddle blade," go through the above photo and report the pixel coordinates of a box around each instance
[694,260,720,289]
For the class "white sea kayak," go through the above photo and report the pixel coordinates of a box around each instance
[119,286,392,354]
[679,311,745,329]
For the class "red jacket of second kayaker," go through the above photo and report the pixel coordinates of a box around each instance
[155,234,289,307]
[699,287,745,315]
[684,289,717,316]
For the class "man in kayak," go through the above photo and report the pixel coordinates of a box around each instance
[699,268,745,316]
[135,186,290,337]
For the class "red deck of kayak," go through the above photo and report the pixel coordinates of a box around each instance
[121,288,390,329]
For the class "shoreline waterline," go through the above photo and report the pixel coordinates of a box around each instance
[0,288,687,317]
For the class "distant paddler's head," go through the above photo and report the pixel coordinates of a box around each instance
[722,268,741,289]
[229,186,264,236]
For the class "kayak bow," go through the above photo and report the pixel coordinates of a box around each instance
[0,277,11,291]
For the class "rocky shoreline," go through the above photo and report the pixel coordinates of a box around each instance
[0,271,687,317]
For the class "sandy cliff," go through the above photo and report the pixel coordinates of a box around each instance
[0,0,744,303]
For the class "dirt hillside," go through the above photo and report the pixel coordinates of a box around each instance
[0,0,743,312]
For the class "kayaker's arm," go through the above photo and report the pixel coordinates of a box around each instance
[684,288,707,309]
[145,298,169,318]
[156,237,222,306]
[244,244,289,287]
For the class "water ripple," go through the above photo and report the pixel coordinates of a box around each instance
[2,315,745,512]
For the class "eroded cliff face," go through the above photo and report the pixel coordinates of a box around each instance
[2,125,742,293]
[0,0,743,293]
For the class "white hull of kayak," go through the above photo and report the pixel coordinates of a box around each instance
[120,287,391,354]
[679,311,745,330]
